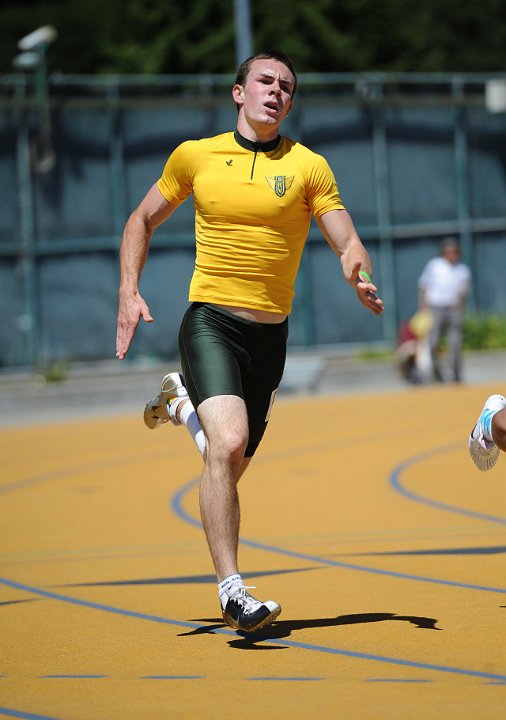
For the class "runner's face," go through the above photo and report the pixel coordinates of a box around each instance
[233,59,294,129]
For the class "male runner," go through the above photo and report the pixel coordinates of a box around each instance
[116,50,384,632]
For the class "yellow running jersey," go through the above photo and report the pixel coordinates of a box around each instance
[157,131,344,314]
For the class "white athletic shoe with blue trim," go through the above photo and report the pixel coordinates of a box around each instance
[468,394,506,471]
[144,372,188,429]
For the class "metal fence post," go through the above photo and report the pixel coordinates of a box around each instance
[452,77,475,311]
[14,77,38,368]
[297,248,314,347]
[370,77,396,343]
[107,80,127,238]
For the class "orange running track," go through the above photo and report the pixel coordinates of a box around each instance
[1,382,505,719]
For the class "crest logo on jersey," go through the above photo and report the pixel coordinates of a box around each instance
[266,175,294,197]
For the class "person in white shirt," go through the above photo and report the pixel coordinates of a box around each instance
[418,237,471,383]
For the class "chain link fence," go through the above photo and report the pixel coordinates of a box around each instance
[1,72,505,370]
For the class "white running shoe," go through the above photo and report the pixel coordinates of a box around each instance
[143,372,188,429]
[221,583,281,633]
[468,394,506,471]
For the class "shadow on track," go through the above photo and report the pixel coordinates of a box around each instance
[179,612,442,650]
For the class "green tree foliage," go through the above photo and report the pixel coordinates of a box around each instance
[1,0,505,74]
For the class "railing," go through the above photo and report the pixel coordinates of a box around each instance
[1,72,505,368]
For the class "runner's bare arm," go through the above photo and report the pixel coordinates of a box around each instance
[316,209,384,315]
[116,184,178,359]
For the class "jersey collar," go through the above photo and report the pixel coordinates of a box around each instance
[234,130,281,153]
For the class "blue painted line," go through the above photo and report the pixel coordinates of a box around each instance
[0,707,61,720]
[239,538,506,594]
[3,439,505,689]
[251,640,506,681]
[1,577,506,683]
[39,675,107,679]
[0,578,199,631]
[364,678,432,683]
[248,677,325,681]
[141,675,205,680]
[389,443,506,526]
[170,477,506,595]
[0,450,169,496]
[0,469,74,496]
[171,478,201,528]
[63,567,314,588]
[348,545,506,556]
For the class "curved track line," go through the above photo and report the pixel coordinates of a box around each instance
[3,428,505,690]
[389,442,506,525]
[1,577,505,683]
[171,478,506,595]
[0,708,61,720]
[0,448,177,496]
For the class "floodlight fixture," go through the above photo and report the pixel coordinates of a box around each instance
[18,25,57,52]
[12,52,41,70]
[485,79,506,114]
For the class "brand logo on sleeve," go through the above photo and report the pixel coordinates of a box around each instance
[266,175,294,197]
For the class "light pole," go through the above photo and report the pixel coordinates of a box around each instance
[12,26,57,369]
[234,0,253,66]
[13,25,58,174]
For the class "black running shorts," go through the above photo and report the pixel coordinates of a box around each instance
[178,302,288,457]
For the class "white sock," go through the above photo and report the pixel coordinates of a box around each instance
[179,401,206,457]
[218,573,243,609]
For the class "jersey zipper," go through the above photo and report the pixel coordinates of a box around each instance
[233,129,280,180]
[250,144,259,180]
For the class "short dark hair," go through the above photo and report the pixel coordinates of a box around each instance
[441,237,459,252]
[235,50,298,97]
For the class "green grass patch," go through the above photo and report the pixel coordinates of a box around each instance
[463,314,506,350]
